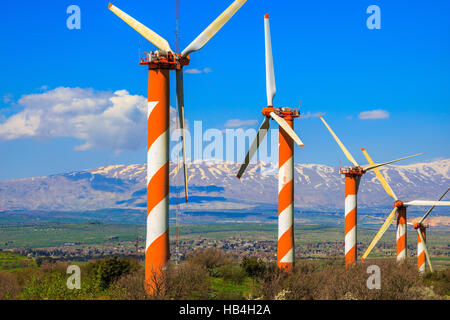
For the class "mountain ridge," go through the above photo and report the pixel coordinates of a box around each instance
[0,159,449,214]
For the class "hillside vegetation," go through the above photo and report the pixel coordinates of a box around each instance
[0,248,448,300]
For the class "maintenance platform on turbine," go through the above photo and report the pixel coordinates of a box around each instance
[139,50,190,70]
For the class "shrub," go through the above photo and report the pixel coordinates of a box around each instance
[109,268,149,300]
[112,261,211,300]
[21,272,73,300]
[187,248,234,274]
[36,257,53,267]
[258,259,434,300]
[0,272,21,300]
[241,256,266,278]
[423,268,450,296]
[163,261,211,299]
[218,264,247,285]
[88,257,137,290]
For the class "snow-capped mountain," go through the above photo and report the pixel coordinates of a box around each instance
[0,159,449,215]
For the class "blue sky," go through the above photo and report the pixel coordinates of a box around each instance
[0,0,449,180]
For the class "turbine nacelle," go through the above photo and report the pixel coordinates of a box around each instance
[139,50,190,69]
[262,107,300,118]
[339,166,364,175]
[412,222,428,230]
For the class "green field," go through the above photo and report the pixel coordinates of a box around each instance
[0,222,448,269]
[0,251,36,271]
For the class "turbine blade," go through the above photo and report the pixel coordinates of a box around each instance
[361,207,398,261]
[270,112,305,147]
[404,200,450,207]
[108,3,172,52]
[181,0,247,57]
[318,116,358,167]
[417,229,433,273]
[419,188,450,224]
[176,70,188,202]
[236,117,270,179]
[362,152,424,172]
[264,14,276,107]
[361,148,398,201]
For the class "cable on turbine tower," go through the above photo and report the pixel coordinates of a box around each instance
[174,0,182,267]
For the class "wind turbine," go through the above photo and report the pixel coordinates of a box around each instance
[236,14,305,272]
[318,116,423,267]
[108,0,247,293]
[360,148,450,263]
[408,188,449,273]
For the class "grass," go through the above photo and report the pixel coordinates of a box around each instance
[0,222,143,248]
[209,277,255,299]
[0,252,36,271]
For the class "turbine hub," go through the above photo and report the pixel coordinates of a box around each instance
[394,200,404,208]
[261,106,275,117]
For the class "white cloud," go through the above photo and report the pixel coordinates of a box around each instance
[184,67,213,74]
[0,87,181,153]
[2,94,13,104]
[358,109,390,120]
[224,119,258,128]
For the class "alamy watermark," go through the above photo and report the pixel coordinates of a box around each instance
[66,5,81,30]
[366,5,381,30]
[66,265,81,289]
[366,265,381,289]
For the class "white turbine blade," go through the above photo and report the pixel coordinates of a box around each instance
[361,148,398,201]
[176,70,188,202]
[417,229,433,273]
[108,3,172,52]
[181,0,247,57]
[264,14,276,106]
[419,188,450,224]
[404,200,450,207]
[361,153,424,172]
[236,117,270,179]
[270,112,305,147]
[318,116,358,167]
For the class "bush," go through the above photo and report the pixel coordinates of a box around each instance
[218,265,247,285]
[109,268,149,300]
[258,259,435,300]
[87,257,137,290]
[187,248,234,274]
[163,261,211,299]
[19,261,103,300]
[423,268,450,296]
[111,261,211,300]
[36,257,53,267]
[0,272,21,299]
[241,256,266,278]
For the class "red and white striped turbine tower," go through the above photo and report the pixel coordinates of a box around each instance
[236,14,306,272]
[318,116,423,267]
[108,0,247,294]
[407,188,449,273]
[360,149,450,263]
